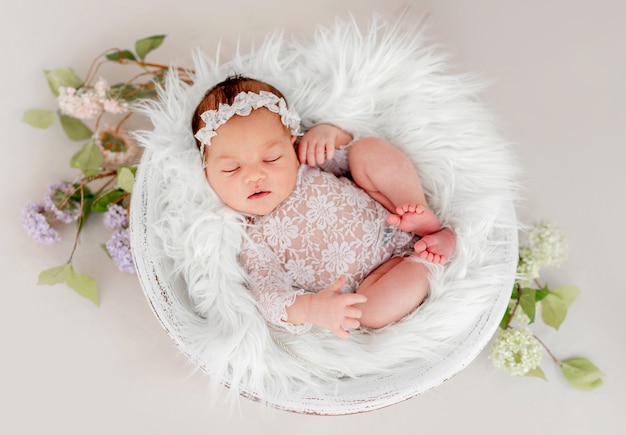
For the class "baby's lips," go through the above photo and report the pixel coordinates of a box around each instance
[248,190,271,200]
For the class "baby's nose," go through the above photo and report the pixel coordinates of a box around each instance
[245,166,266,183]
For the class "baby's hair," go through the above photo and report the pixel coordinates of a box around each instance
[191,75,288,149]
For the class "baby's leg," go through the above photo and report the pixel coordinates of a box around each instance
[356,257,429,329]
[348,138,455,262]
[349,138,440,234]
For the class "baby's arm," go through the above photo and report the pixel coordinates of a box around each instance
[298,124,353,166]
[241,239,366,337]
[286,276,367,339]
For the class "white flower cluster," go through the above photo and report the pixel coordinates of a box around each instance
[489,327,543,376]
[517,220,568,285]
[58,77,129,120]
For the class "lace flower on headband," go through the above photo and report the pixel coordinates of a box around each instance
[194,90,301,151]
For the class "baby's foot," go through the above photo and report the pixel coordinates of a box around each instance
[413,228,456,264]
[386,204,441,236]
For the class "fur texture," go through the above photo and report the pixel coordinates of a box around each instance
[130,15,521,414]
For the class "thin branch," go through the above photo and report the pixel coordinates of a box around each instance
[57,170,116,211]
[83,48,117,86]
[68,184,85,263]
[113,112,134,132]
[533,334,560,364]
[93,174,117,196]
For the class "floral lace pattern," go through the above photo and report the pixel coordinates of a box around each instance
[240,165,416,333]
[194,90,301,148]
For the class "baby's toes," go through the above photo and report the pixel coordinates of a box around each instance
[386,214,402,227]
[433,254,446,264]
[395,205,407,216]
[414,239,428,253]
[412,204,427,215]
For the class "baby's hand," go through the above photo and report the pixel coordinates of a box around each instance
[298,124,349,166]
[308,276,367,339]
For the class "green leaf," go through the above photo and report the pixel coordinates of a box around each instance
[525,366,547,381]
[117,167,135,193]
[91,189,126,212]
[70,142,103,173]
[65,267,99,306]
[534,286,550,302]
[37,264,72,285]
[541,293,568,329]
[38,264,98,305]
[22,109,55,129]
[45,68,83,96]
[110,83,157,102]
[106,50,136,61]
[540,285,580,330]
[135,35,166,61]
[110,83,137,101]
[519,287,537,323]
[59,114,93,140]
[551,286,580,307]
[499,304,512,329]
[560,357,604,391]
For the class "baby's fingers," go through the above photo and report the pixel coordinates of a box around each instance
[333,327,351,339]
[325,141,335,162]
[315,146,325,165]
[298,139,310,164]
[342,317,361,330]
[328,275,346,291]
[344,306,363,320]
[315,141,334,165]
[342,292,367,306]
[309,143,325,166]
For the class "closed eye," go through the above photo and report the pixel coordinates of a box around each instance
[222,167,240,173]
[264,156,281,163]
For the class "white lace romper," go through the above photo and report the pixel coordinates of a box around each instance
[240,164,418,333]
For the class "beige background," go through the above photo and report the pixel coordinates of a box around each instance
[1,1,624,434]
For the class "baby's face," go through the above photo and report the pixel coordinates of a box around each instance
[204,108,299,216]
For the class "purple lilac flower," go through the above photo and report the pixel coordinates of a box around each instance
[44,182,81,224]
[105,228,135,273]
[103,204,129,230]
[21,202,61,245]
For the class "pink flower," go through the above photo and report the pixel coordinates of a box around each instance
[95,127,142,168]
[102,98,129,114]
[94,77,109,97]
[58,87,103,120]
[57,78,128,120]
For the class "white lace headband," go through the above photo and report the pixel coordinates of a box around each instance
[194,90,301,157]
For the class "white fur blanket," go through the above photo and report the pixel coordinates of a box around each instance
[130,16,520,414]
